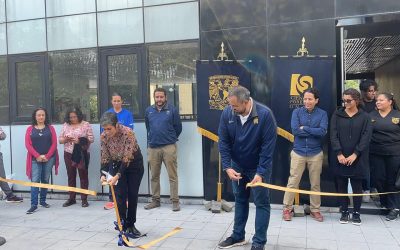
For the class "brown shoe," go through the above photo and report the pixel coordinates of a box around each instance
[282,209,293,221]
[310,211,324,222]
[144,201,160,210]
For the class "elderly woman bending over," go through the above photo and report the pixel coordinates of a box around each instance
[99,112,144,237]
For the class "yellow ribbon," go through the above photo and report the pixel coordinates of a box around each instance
[247,182,400,197]
[102,182,181,248]
[138,227,182,249]
[0,177,97,196]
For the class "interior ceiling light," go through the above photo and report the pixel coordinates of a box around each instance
[383,47,393,50]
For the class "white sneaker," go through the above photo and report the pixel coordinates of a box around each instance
[362,190,370,203]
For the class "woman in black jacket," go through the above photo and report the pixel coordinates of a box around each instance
[330,88,372,225]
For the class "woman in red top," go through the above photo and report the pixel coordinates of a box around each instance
[25,108,59,214]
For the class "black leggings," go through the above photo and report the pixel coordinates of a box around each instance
[111,157,144,227]
[337,177,363,213]
[370,154,400,209]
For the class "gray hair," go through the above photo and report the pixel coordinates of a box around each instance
[228,86,251,102]
[100,112,118,127]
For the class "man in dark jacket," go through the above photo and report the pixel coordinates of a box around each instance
[217,86,277,250]
[144,88,182,212]
[282,88,328,222]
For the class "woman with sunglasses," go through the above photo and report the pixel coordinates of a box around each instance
[330,88,371,225]
[99,112,144,238]
[369,93,400,221]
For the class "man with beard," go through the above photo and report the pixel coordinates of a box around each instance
[217,86,277,250]
[144,88,182,211]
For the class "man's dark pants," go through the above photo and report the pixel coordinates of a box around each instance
[230,167,271,248]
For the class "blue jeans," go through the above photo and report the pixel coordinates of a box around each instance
[30,156,55,207]
[231,168,271,248]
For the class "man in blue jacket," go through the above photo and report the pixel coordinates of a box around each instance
[144,88,182,211]
[217,86,277,250]
[282,88,328,222]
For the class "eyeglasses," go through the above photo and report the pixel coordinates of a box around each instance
[342,99,354,104]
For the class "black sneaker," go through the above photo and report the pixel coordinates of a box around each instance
[386,209,399,221]
[218,237,246,249]
[352,212,362,225]
[126,225,142,239]
[62,199,76,207]
[40,202,50,208]
[339,211,349,224]
[251,245,265,250]
[0,236,5,246]
[26,206,38,214]
[6,195,23,203]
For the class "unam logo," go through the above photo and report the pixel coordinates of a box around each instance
[290,74,313,96]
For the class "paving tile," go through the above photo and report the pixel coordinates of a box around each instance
[0,200,398,250]
[277,236,307,248]
[306,238,338,250]
[186,239,220,250]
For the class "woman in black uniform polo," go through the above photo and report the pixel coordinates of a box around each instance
[369,93,400,221]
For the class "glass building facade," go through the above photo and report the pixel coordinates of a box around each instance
[2,0,400,204]
[0,0,199,124]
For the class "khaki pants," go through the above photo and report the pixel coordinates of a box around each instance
[148,144,179,202]
[283,150,323,212]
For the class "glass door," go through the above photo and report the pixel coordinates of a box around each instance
[99,46,146,117]
[9,54,48,123]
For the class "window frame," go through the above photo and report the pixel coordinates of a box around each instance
[8,53,50,124]
[146,39,199,121]
[98,45,148,120]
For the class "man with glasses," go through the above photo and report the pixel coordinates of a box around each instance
[359,79,378,202]
[282,88,328,222]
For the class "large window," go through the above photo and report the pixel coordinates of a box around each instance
[148,41,198,119]
[0,57,9,124]
[49,49,99,123]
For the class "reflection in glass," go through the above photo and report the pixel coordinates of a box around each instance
[107,54,140,115]
[144,2,199,43]
[7,19,46,54]
[0,57,9,124]
[16,62,43,117]
[148,42,198,118]
[0,0,5,23]
[98,9,144,46]
[47,14,97,51]
[46,0,96,17]
[0,24,6,55]
[97,0,141,11]
[49,49,98,123]
[144,0,191,6]
[6,0,45,21]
